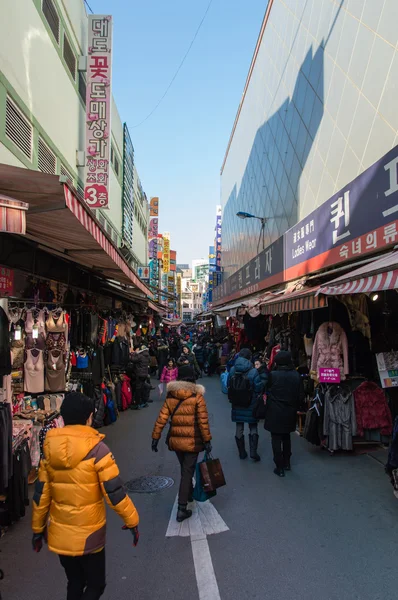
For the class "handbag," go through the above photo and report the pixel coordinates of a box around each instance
[199,454,226,493]
[165,398,185,448]
[252,393,267,419]
[193,455,217,502]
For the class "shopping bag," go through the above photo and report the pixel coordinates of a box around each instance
[252,393,267,419]
[158,383,164,398]
[199,455,226,493]
[193,457,217,502]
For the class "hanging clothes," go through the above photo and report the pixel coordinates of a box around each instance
[311,322,349,380]
[46,332,67,351]
[323,384,357,451]
[45,350,66,392]
[25,309,46,335]
[0,402,13,494]
[24,349,45,394]
[353,381,392,437]
[0,306,11,385]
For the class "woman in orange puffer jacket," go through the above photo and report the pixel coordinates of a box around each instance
[152,378,212,523]
[32,392,139,600]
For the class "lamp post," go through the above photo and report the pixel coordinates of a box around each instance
[236,211,267,252]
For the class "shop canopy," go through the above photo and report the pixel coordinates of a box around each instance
[0,164,152,298]
[318,251,398,296]
[260,285,327,314]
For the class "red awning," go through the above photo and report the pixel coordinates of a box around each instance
[260,285,327,314]
[0,164,152,297]
[318,251,398,296]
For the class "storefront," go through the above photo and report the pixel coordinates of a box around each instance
[0,165,159,531]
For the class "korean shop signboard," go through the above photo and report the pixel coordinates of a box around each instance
[84,15,113,209]
[283,144,398,280]
[213,144,398,305]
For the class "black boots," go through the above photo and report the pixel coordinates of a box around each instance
[249,434,261,462]
[177,504,192,523]
[274,468,285,477]
[235,436,248,459]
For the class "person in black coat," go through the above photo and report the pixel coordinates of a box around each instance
[264,351,304,477]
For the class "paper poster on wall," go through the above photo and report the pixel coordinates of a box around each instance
[376,352,398,388]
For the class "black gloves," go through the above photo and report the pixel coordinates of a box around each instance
[122,525,140,547]
[152,438,159,452]
[204,442,212,454]
[32,533,44,553]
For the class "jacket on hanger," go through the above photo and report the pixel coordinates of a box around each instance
[323,384,356,451]
[353,381,392,436]
[311,322,349,380]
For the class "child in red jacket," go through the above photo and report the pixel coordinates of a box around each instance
[160,359,178,384]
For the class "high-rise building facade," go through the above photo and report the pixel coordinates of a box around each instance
[220,0,398,293]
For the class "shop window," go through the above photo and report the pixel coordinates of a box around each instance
[5,96,33,160]
[42,0,59,43]
[38,137,56,174]
[114,155,119,176]
[63,34,76,80]
[78,72,86,104]
[98,214,106,228]
[60,164,74,186]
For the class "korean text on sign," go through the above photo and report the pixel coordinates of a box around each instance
[84,16,113,209]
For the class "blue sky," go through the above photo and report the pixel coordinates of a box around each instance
[92,0,267,263]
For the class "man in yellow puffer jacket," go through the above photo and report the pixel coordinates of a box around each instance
[32,392,139,600]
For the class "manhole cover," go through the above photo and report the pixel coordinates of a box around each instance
[125,476,174,493]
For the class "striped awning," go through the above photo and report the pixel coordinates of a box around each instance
[0,164,152,298]
[319,251,398,296]
[260,286,327,314]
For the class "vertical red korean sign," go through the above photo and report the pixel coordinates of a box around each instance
[84,15,113,209]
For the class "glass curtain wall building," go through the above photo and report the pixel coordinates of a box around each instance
[221,0,398,283]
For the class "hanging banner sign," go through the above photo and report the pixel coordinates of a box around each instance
[0,266,14,295]
[214,144,398,305]
[163,234,170,274]
[150,197,159,217]
[84,15,113,209]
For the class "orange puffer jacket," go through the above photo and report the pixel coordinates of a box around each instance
[32,425,139,556]
[152,381,211,452]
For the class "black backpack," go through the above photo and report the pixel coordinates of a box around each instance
[228,371,252,407]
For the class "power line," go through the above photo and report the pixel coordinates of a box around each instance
[132,0,214,128]
[84,0,94,14]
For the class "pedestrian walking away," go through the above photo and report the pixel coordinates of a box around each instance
[128,345,151,409]
[264,351,304,477]
[31,392,139,600]
[228,348,263,461]
[151,377,212,523]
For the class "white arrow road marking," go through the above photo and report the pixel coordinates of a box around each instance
[166,495,229,600]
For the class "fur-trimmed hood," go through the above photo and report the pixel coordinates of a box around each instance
[166,380,205,399]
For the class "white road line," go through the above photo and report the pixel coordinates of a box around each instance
[166,494,229,599]
[191,537,221,600]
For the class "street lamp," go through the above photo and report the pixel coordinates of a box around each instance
[236,211,267,252]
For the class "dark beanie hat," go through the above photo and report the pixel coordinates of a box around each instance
[239,348,252,361]
[274,351,293,367]
[61,392,94,426]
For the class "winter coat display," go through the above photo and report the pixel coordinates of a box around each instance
[32,425,139,556]
[228,357,263,424]
[152,381,211,452]
[121,375,133,410]
[130,348,150,378]
[160,366,178,384]
[323,384,357,451]
[311,322,349,380]
[353,381,392,437]
[264,355,303,434]
[93,387,105,429]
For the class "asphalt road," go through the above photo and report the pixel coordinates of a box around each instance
[1,376,398,600]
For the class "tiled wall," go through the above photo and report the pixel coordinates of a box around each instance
[221,0,398,278]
